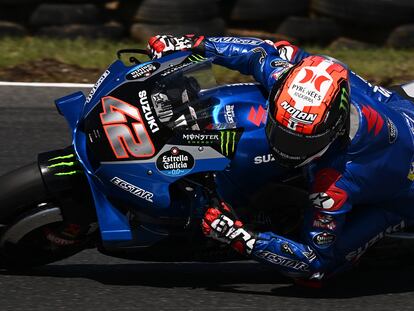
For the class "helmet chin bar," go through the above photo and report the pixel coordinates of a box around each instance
[293,142,333,168]
[294,124,347,168]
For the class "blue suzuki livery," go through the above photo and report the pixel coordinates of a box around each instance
[0,50,308,266]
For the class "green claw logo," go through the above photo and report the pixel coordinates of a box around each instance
[188,54,206,63]
[339,87,349,112]
[220,130,237,156]
[48,153,82,176]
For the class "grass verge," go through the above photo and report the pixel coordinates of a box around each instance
[0,37,413,86]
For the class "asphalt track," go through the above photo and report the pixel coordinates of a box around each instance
[1,85,414,310]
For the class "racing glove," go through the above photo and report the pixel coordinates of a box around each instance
[147,34,205,59]
[202,201,257,256]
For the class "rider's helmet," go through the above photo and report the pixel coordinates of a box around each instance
[265,55,350,168]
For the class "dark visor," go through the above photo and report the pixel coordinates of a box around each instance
[265,113,336,159]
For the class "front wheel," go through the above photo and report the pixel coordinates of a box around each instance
[0,161,98,269]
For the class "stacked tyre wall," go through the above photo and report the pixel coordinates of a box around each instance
[0,0,414,47]
[0,0,125,39]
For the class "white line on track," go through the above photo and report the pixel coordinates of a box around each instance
[0,81,94,88]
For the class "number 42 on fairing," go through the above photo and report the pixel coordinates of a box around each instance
[100,96,155,159]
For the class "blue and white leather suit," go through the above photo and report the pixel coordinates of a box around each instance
[204,36,414,280]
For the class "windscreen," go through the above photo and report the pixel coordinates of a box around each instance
[150,60,228,132]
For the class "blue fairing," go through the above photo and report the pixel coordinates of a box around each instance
[54,52,299,245]
[50,55,245,243]
[200,84,297,205]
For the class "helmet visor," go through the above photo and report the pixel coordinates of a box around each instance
[265,112,337,166]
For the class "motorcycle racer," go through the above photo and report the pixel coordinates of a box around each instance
[148,35,414,284]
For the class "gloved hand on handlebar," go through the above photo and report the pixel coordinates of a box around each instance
[202,200,257,256]
[147,34,205,59]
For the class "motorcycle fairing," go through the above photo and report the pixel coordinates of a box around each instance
[55,55,229,242]
[55,91,85,132]
[81,52,197,119]
[56,53,297,244]
[199,84,297,206]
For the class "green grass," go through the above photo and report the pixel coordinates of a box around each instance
[0,37,137,69]
[0,37,414,85]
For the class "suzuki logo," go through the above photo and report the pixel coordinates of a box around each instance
[247,106,266,126]
[361,105,384,136]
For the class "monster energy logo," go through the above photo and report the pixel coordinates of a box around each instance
[220,131,237,156]
[182,133,219,144]
[48,153,82,176]
[48,154,75,161]
[161,55,207,77]
[339,87,349,112]
[188,54,206,63]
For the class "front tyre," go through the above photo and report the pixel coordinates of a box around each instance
[0,161,97,269]
[0,205,97,268]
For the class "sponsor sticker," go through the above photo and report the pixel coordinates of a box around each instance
[386,118,398,143]
[224,105,236,124]
[126,62,160,80]
[139,90,159,134]
[100,96,156,159]
[281,243,294,256]
[180,130,240,157]
[309,272,324,280]
[253,153,275,165]
[220,130,238,157]
[247,106,267,126]
[312,213,337,230]
[272,66,292,81]
[280,100,318,126]
[208,37,262,45]
[278,45,296,62]
[362,105,384,136]
[346,221,405,262]
[270,60,293,81]
[408,162,414,181]
[156,147,195,177]
[270,59,290,68]
[160,54,206,77]
[161,62,193,77]
[309,192,335,210]
[302,246,317,263]
[182,132,220,144]
[111,177,153,202]
[187,54,207,63]
[251,47,267,63]
[312,232,336,249]
[44,228,77,246]
[256,250,309,272]
[86,70,110,104]
[227,83,257,87]
[287,60,334,110]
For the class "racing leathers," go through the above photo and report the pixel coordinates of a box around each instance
[150,35,414,281]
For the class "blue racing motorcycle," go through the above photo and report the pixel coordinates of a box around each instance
[0,50,308,267]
